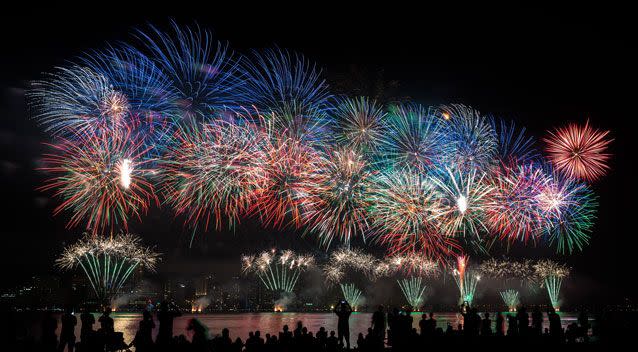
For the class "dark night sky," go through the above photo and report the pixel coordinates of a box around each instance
[0,7,635,304]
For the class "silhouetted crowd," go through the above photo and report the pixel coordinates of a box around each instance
[12,301,632,351]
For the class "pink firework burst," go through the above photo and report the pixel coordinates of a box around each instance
[544,121,612,181]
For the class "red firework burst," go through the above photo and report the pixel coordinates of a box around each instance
[251,131,327,229]
[40,127,157,236]
[544,121,612,181]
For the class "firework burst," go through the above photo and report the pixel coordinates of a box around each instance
[323,248,378,284]
[381,103,443,171]
[333,96,386,153]
[242,49,333,141]
[544,121,612,181]
[368,170,459,262]
[430,167,492,242]
[159,120,262,233]
[249,127,327,228]
[485,164,549,243]
[40,128,157,235]
[537,172,598,253]
[491,118,539,165]
[242,249,315,293]
[57,233,160,304]
[437,104,497,171]
[135,21,245,120]
[28,66,132,137]
[303,148,373,247]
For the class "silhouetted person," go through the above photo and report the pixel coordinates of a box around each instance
[98,307,114,334]
[507,314,518,336]
[327,330,338,352]
[129,310,155,352]
[427,312,437,336]
[517,306,529,336]
[333,300,352,349]
[79,307,94,343]
[58,306,77,352]
[157,300,181,346]
[481,312,492,336]
[531,306,543,336]
[419,313,428,336]
[495,312,505,336]
[41,311,57,352]
[187,318,209,351]
[548,308,562,340]
[372,305,386,341]
[279,324,292,346]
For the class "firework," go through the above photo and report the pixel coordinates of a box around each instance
[478,259,535,282]
[452,256,481,306]
[430,167,492,242]
[340,283,363,310]
[544,121,612,181]
[537,172,598,253]
[159,120,262,233]
[28,66,132,137]
[500,289,520,312]
[242,249,315,293]
[544,275,563,311]
[533,259,570,280]
[40,128,157,235]
[333,97,386,153]
[57,233,159,304]
[380,103,443,171]
[242,49,333,141]
[303,148,373,247]
[135,21,245,120]
[368,170,459,262]
[485,164,548,243]
[79,46,177,146]
[491,118,539,165]
[437,104,497,171]
[397,277,427,311]
[382,254,439,277]
[324,248,378,284]
[249,129,326,229]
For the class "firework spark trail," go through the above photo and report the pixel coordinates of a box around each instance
[490,118,539,165]
[397,277,427,310]
[56,233,159,304]
[452,256,481,306]
[242,250,315,293]
[500,289,520,311]
[544,275,563,310]
[533,259,570,310]
[340,283,363,310]
[544,121,612,181]
[40,127,157,236]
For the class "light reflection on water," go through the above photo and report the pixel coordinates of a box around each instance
[51,312,582,344]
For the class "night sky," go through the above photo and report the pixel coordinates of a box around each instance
[0,7,634,304]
